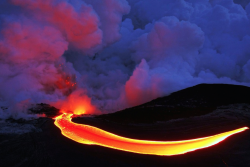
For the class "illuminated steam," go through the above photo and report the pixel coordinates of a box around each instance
[0,0,250,119]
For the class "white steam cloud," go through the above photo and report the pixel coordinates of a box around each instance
[0,0,250,119]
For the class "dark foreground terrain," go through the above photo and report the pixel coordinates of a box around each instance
[0,84,250,167]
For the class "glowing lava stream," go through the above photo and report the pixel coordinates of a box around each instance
[54,113,248,156]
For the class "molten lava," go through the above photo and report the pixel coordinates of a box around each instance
[54,113,248,156]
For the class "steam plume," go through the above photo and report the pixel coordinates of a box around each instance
[0,0,250,119]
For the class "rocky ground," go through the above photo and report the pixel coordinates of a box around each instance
[0,84,250,167]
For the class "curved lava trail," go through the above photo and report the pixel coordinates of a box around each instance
[54,113,248,156]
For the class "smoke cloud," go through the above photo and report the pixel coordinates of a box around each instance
[0,0,250,119]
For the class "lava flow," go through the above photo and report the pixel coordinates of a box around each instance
[54,113,248,156]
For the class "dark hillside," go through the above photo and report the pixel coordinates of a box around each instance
[97,84,250,123]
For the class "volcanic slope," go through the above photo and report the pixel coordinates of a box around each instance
[95,84,250,123]
[0,84,250,167]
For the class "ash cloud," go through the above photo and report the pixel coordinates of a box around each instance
[0,0,250,119]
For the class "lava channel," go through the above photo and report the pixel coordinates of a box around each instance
[54,113,248,156]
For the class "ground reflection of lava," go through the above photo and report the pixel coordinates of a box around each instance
[54,113,248,156]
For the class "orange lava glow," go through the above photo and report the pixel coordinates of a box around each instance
[55,75,76,90]
[54,113,248,156]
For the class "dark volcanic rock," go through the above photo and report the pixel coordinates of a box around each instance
[97,84,250,123]
[29,103,60,118]
[0,84,250,167]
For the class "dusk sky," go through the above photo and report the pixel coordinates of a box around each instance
[0,0,250,119]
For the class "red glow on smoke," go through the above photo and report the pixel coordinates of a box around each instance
[55,74,76,90]
[125,59,158,107]
[52,89,98,115]
[11,0,102,50]
[1,21,68,62]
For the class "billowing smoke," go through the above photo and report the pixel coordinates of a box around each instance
[0,0,250,119]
